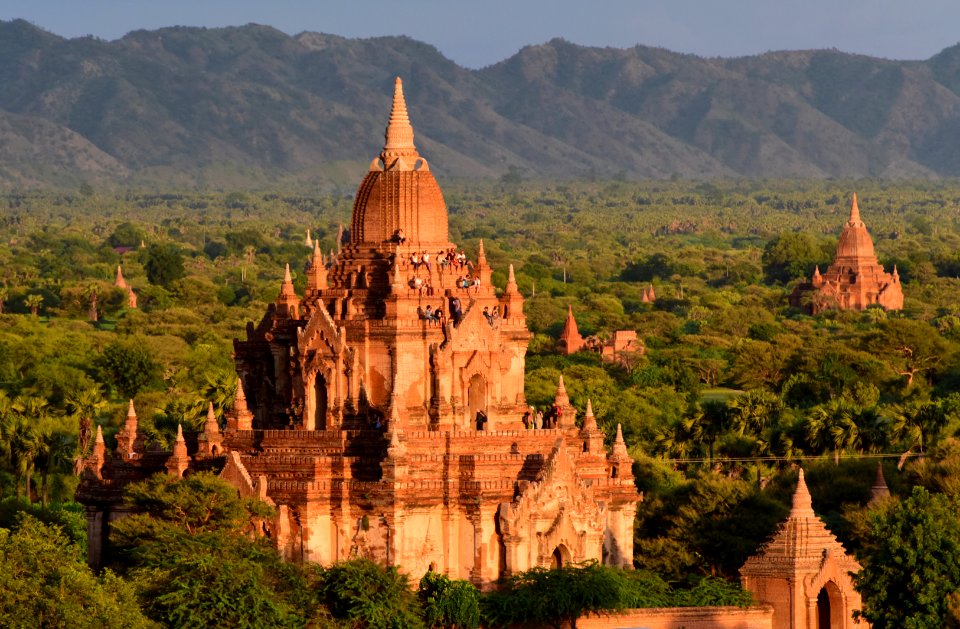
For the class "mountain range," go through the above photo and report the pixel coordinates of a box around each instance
[2,19,960,188]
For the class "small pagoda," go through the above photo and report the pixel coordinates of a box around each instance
[790,194,902,313]
[740,469,865,629]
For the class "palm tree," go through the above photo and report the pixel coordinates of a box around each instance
[806,398,853,464]
[66,386,106,473]
[33,429,74,506]
[24,294,43,317]
[728,390,783,438]
[9,419,39,502]
[197,370,238,422]
[890,400,948,465]
[83,283,99,322]
[10,395,48,502]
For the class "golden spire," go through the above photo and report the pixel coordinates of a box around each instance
[382,77,418,162]
[849,193,862,226]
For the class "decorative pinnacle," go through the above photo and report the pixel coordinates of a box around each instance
[233,379,248,410]
[615,423,624,444]
[95,424,104,443]
[849,193,862,225]
[477,239,487,265]
[279,263,297,299]
[205,402,219,433]
[583,399,597,430]
[791,468,815,516]
[176,423,184,442]
[383,77,417,155]
[127,399,137,419]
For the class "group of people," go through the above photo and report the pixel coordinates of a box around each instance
[481,305,501,325]
[408,275,436,296]
[521,404,563,430]
[417,304,446,325]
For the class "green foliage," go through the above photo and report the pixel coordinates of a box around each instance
[111,473,303,628]
[854,487,960,628]
[0,513,153,628]
[761,232,827,284]
[481,562,751,629]
[107,222,146,249]
[94,335,161,398]
[482,562,629,629]
[318,558,424,629]
[418,571,481,629]
[141,243,186,287]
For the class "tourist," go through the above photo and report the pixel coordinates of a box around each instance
[449,296,463,325]
[522,409,532,429]
[423,251,431,272]
[482,306,493,324]
[417,306,425,320]
[534,409,543,429]
[425,305,434,323]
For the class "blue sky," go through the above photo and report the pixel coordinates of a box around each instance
[2,0,958,68]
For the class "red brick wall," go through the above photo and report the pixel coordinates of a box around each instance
[570,605,774,629]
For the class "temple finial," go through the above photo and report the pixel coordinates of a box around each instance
[383,77,417,157]
[95,424,104,443]
[583,399,597,430]
[791,468,815,516]
[849,193,861,225]
[283,263,293,285]
[127,399,137,419]
[477,239,487,265]
[176,423,184,442]
[233,379,248,411]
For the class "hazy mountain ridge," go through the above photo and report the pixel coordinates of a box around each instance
[1,19,960,188]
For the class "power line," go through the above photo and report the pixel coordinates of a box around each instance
[655,452,924,464]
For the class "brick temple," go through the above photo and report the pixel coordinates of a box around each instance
[790,194,903,313]
[78,78,640,585]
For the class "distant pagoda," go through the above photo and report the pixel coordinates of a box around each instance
[790,193,903,313]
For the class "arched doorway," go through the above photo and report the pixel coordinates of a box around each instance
[467,374,487,430]
[314,374,328,430]
[551,544,570,569]
[816,581,844,629]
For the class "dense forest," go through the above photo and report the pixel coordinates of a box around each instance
[2,178,960,625]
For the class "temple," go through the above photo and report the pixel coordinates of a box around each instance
[740,469,865,629]
[790,194,903,313]
[77,78,640,585]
